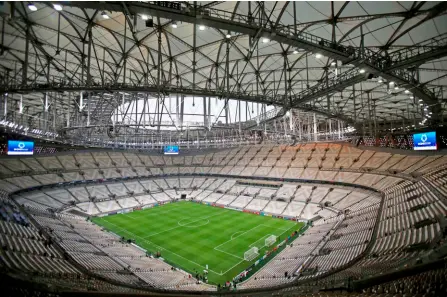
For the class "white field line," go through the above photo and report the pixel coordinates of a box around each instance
[101,206,300,277]
[220,259,245,275]
[215,223,296,260]
[120,207,178,221]
[248,234,272,248]
[213,224,266,261]
[122,213,137,220]
[214,224,264,250]
[214,223,298,276]
[230,230,244,239]
[249,224,296,249]
[102,218,225,275]
[141,206,182,217]
[179,219,210,228]
[213,247,244,260]
[101,218,163,251]
[143,210,229,238]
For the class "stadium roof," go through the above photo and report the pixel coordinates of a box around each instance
[0,1,446,145]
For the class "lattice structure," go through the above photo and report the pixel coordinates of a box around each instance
[0,2,445,147]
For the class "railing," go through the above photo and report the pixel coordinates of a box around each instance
[387,34,447,64]
[293,68,361,103]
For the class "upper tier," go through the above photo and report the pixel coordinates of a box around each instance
[0,143,445,196]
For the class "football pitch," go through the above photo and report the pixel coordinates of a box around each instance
[92,201,305,284]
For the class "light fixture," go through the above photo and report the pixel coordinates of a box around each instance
[389,81,395,86]
[53,4,62,11]
[359,69,365,74]
[315,53,323,59]
[404,89,410,94]
[378,78,383,83]
[420,103,423,106]
[199,25,206,31]
[262,38,270,43]
[410,96,414,99]
[171,22,177,28]
[226,33,231,39]
[293,49,299,54]
[141,14,149,20]
[394,86,399,90]
[28,3,37,11]
[101,12,109,19]
[331,61,336,66]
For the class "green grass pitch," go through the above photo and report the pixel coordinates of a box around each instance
[92,201,304,284]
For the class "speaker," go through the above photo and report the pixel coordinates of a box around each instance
[145,19,154,27]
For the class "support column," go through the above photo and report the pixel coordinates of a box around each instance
[338,120,341,140]
[208,97,211,129]
[43,93,49,132]
[87,29,92,86]
[87,92,90,126]
[53,92,56,133]
[176,93,179,127]
[307,114,311,141]
[22,25,30,85]
[67,93,71,127]
[203,96,207,128]
[329,119,332,140]
[3,93,7,119]
[238,101,241,132]
[313,113,317,142]
[367,92,373,136]
[79,92,84,112]
[289,111,294,133]
[373,100,377,137]
[19,95,23,114]
[180,95,185,130]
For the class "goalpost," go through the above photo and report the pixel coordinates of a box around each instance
[244,247,259,261]
[265,235,277,247]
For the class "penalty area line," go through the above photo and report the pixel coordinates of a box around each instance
[100,217,239,277]
[104,218,222,275]
[214,246,244,260]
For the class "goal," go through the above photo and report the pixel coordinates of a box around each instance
[244,247,259,261]
[265,235,277,247]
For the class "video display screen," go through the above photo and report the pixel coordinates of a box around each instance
[413,132,437,151]
[164,145,179,155]
[7,140,35,155]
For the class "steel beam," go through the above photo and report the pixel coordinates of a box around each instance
[48,1,445,118]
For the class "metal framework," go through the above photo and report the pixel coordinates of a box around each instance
[0,1,446,148]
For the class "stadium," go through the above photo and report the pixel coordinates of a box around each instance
[0,1,446,296]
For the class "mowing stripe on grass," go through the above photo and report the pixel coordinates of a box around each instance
[92,201,304,284]
[144,210,229,238]
[103,217,222,274]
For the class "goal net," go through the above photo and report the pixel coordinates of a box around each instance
[244,247,259,261]
[265,235,277,247]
